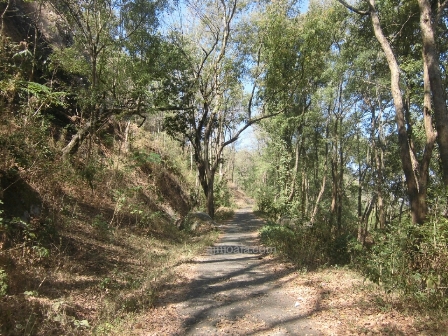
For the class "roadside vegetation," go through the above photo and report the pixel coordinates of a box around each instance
[0,109,220,335]
[1,0,448,334]
[0,2,225,332]
[234,0,448,323]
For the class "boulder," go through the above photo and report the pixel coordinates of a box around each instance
[1,169,43,222]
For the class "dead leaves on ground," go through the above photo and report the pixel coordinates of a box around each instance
[282,268,447,335]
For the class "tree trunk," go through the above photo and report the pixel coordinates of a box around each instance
[375,108,386,229]
[302,168,309,218]
[309,157,328,226]
[418,0,448,186]
[338,0,434,225]
[330,157,337,226]
[123,119,131,154]
[0,0,10,45]
[330,115,339,227]
[190,142,194,171]
[357,127,367,240]
[359,194,376,244]
[337,127,344,231]
[288,137,301,202]
[368,0,423,224]
[206,173,215,218]
[62,122,92,159]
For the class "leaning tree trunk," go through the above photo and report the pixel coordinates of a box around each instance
[61,122,92,159]
[309,148,328,227]
[368,0,425,224]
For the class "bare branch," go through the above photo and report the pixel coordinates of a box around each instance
[248,44,263,119]
[436,0,448,25]
[336,0,370,15]
[218,111,282,157]
[153,105,195,111]
[136,112,146,128]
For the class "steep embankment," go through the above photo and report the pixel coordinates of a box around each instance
[0,120,218,335]
[0,2,222,334]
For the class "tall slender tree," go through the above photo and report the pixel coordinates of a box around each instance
[337,0,438,224]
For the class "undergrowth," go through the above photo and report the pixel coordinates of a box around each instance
[259,220,351,270]
[0,110,218,335]
[351,217,448,311]
[259,213,448,313]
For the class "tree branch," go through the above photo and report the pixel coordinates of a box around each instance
[153,105,195,111]
[436,0,448,25]
[219,111,281,154]
[336,0,370,15]
[248,44,263,119]
[136,112,146,128]
[1,0,11,40]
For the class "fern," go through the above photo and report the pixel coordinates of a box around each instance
[19,81,67,108]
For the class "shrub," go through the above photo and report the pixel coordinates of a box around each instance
[215,207,235,220]
[260,221,350,269]
[214,179,232,208]
[354,218,448,309]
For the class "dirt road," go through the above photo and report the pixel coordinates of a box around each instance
[176,207,320,335]
[142,206,440,335]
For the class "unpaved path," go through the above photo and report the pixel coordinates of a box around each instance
[176,207,320,335]
[141,207,444,335]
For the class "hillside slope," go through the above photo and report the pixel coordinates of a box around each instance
[0,114,218,335]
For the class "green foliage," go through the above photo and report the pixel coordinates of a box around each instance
[131,150,162,166]
[1,216,54,260]
[23,290,39,297]
[256,187,292,219]
[50,47,90,77]
[19,81,67,108]
[214,179,232,208]
[259,0,345,113]
[260,221,351,269]
[354,218,448,309]
[99,277,112,290]
[0,112,56,168]
[46,0,174,131]
[20,217,52,240]
[92,214,111,234]
[78,161,103,189]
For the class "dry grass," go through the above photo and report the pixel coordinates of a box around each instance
[0,117,219,335]
[214,207,235,221]
[0,216,218,335]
